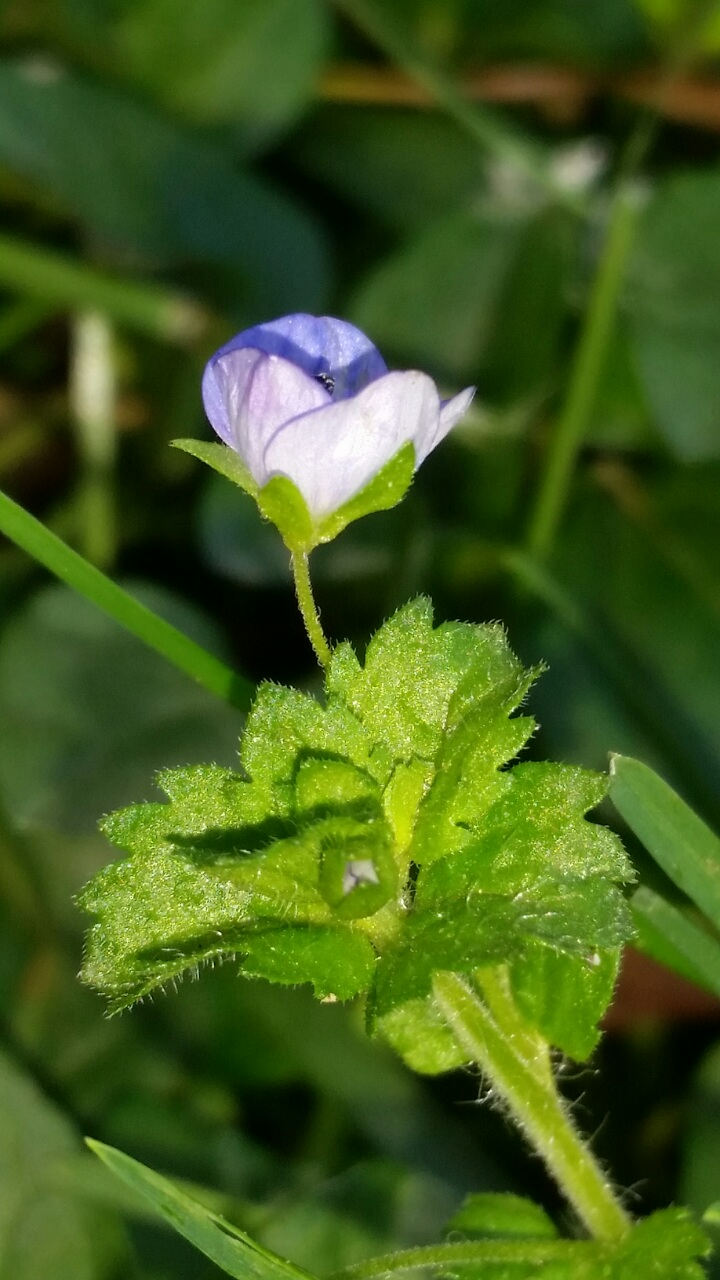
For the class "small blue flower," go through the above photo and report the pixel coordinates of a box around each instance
[202,314,474,522]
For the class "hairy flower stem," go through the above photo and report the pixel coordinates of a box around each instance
[292,551,332,668]
[433,970,631,1243]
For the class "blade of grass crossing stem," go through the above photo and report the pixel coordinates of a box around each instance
[631,885,720,998]
[610,754,720,930]
[0,488,253,712]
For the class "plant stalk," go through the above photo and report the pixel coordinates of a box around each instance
[527,185,642,560]
[433,970,631,1242]
[291,551,332,668]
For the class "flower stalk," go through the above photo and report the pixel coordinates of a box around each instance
[291,551,332,668]
[433,969,631,1243]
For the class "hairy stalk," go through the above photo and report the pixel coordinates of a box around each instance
[433,970,631,1243]
[527,185,642,560]
[291,551,332,668]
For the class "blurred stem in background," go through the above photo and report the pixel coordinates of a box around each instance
[332,0,570,207]
[0,233,211,345]
[70,311,117,570]
[527,186,643,560]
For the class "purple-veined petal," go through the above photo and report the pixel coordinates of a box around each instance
[262,370,440,519]
[203,349,330,482]
[209,314,387,399]
[417,386,476,462]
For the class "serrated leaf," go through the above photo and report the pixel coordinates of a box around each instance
[327,598,530,765]
[509,944,621,1062]
[80,598,632,1055]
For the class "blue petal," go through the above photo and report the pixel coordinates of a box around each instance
[207,314,387,399]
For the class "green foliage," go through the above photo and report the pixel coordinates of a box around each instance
[624,171,720,460]
[445,1192,559,1239]
[0,1050,129,1279]
[0,581,241,838]
[610,754,720,929]
[632,885,720,999]
[116,0,329,140]
[0,60,328,315]
[88,1141,712,1280]
[88,1140,311,1280]
[81,599,632,1064]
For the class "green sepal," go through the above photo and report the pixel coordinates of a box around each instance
[172,438,258,496]
[256,475,314,552]
[314,441,416,544]
[174,438,415,553]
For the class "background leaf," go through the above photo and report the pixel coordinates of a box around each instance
[0,1049,129,1279]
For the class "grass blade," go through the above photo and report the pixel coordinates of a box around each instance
[0,488,253,711]
[610,754,720,931]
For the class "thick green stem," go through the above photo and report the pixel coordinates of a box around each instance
[527,186,642,560]
[433,970,631,1243]
[291,551,332,668]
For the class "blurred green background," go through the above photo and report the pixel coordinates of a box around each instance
[1,0,720,1275]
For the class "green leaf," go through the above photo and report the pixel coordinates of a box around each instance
[87,1140,314,1280]
[634,0,720,50]
[682,1046,720,1219]
[509,943,621,1062]
[117,0,329,140]
[445,1192,558,1240]
[0,582,242,838]
[350,209,523,380]
[609,754,720,931]
[624,171,720,460]
[0,1050,128,1279]
[80,598,632,1058]
[0,60,328,314]
[293,107,488,233]
[631,885,720,998]
[326,597,533,768]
